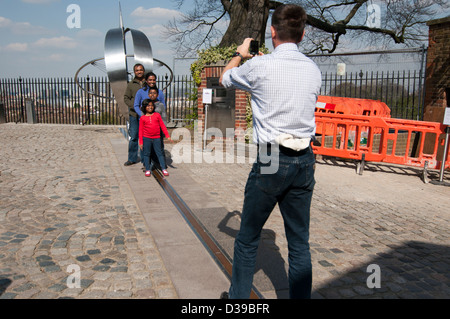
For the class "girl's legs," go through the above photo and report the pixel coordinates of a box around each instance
[149,134,165,170]
[150,138,167,170]
[142,137,152,171]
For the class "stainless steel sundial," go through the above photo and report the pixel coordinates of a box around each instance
[75,3,173,118]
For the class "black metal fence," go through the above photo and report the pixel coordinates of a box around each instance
[310,47,427,121]
[0,47,426,125]
[320,69,425,120]
[0,75,196,126]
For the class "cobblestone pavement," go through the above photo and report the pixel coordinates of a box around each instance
[166,141,450,299]
[0,124,177,299]
[1,123,449,299]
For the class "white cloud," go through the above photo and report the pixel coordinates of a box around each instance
[33,36,78,49]
[139,25,166,37]
[4,43,29,52]
[14,21,50,35]
[131,7,181,24]
[0,16,12,28]
[0,16,52,35]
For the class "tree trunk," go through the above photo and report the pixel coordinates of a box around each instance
[219,0,270,47]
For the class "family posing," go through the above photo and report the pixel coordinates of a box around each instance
[124,68,171,177]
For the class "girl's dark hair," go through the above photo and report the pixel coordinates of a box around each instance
[271,4,307,43]
[141,99,153,114]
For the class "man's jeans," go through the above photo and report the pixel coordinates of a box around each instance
[127,115,139,163]
[229,145,315,299]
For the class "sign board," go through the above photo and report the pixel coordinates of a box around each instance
[443,107,450,126]
[337,63,346,76]
[203,88,213,105]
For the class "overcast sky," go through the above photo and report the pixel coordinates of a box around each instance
[0,0,196,78]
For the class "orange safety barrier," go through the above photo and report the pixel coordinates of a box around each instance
[313,113,450,173]
[316,96,391,117]
[315,96,391,135]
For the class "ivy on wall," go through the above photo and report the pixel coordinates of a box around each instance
[189,44,269,131]
[191,45,238,86]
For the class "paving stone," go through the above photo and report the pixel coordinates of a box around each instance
[93,265,110,272]
[169,142,450,299]
[1,123,448,300]
[318,260,334,267]
[0,124,177,300]
[100,258,116,265]
[110,266,128,273]
[75,255,91,262]
[87,249,101,255]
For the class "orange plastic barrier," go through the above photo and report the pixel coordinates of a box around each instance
[315,96,391,135]
[316,96,391,117]
[313,113,450,171]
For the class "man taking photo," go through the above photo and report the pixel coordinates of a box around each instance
[220,4,321,299]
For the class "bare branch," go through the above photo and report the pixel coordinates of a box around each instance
[220,0,232,12]
[336,0,367,25]
[344,24,403,43]
[165,0,448,55]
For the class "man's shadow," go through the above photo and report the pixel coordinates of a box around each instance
[218,211,289,298]
[0,277,12,296]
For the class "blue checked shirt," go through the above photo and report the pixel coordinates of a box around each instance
[221,43,322,144]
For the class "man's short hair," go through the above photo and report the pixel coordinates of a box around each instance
[271,4,307,43]
[134,64,145,72]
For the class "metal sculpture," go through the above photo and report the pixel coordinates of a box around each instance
[75,3,173,119]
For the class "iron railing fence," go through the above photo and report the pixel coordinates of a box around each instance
[158,74,196,125]
[1,47,426,125]
[320,69,424,120]
[309,47,427,121]
[0,75,196,126]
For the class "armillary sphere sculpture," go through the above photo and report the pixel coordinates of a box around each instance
[75,4,173,119]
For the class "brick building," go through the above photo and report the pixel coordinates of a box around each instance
[423,16,450,123]
[197,64,248,140]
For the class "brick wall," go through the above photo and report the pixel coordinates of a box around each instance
[423,16,450,123]
[198,64,247,139]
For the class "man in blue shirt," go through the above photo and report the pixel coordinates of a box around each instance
[220,4,321,299]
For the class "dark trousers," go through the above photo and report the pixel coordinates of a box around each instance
[127,115,140,163]
[229,145,315,299]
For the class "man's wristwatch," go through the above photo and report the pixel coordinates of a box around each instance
[232,52,244,59]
